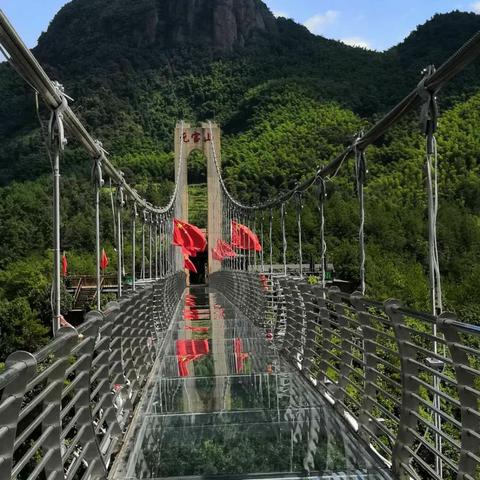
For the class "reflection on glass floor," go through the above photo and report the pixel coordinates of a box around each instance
[123,287,392,480]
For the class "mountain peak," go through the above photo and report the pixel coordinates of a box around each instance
[35,0,277,70]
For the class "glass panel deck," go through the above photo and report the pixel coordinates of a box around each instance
[122,287,392,480]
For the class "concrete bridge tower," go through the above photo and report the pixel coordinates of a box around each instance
[174,122,223,274]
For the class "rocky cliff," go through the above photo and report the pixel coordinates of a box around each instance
[35,0,277,70]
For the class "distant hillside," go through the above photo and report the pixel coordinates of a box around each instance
[387,11,480,100]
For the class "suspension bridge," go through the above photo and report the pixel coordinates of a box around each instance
[1,9,480,480]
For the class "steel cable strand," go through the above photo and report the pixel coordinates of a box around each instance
[281,203,288,277]
[316,177,328,290]
[47,83,68,332]
[296,192,304,279]
[354,139,367,296]
[91,145,105,309]
[414,139,444,476]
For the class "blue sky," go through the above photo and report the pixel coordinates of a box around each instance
[1,0,480,51]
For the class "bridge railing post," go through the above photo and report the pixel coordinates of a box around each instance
[298,283,321,376]
[92,303,123,464]
[118,293,141,406]
[327,287,354,414]
[277,277,295,357]
[134,287,154,382]
[271,275,287,344]
[384,299,422,479]
[41,328,79,480]
[288,278,306,367]
[63,312,106,479]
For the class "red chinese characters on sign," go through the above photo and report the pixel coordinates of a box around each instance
[182,131,213,143]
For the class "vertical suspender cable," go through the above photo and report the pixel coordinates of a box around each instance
[260,212,265,273]
[45,85,68,335]
[354,144,367,295]
[233,207,238,270]
[253,212,258,272]
[281,203,287,276]
[247,213,252,271]
[317,177,327,290]
[159,216,164,277]
[297,193,304,279]
[116,185,124,297]
[149,216,153,279]
[269,209,273,276]
[49,89,68,335]
[52,137,62,334]
[142,211,146,280]
[168,213,173,274]
[242,211,246,270]
[164,215,168,276]
[109,178,116,242]
[155,215,158,279]
[132,203,137,291]
[160,216,164,277]
[121,206,125,277]
[420,65,443,478]
[93,154,103,309]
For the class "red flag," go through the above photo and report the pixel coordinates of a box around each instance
[234,338,249,374]
[177,339,210,356]
[185,297,196,306]
[176,339,210,377]
[232,221,262,252]
[100,248,109,271]
[184,255,198,273]
[217,240,237,258]
[173,219,207,253]
[184,325,210,333]
[212,247,224,261]
[61,252,68,277]
[182,246,197,258]
[174,220,193,248]
[183,307,200,319]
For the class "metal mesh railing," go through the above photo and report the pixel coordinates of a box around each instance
[0,272,185,480]
[211,271,480,480]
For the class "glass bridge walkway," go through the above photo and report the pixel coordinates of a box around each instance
[115,286,392,480]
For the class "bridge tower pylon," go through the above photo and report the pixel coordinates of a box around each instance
[174,122,223,274]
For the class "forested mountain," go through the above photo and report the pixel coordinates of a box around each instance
[1,0,480,357]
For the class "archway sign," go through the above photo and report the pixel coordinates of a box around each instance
[174,122,223,274]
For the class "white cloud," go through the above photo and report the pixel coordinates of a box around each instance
[471,1,480,13]
[341,36,372,50]
[304,10,339,35]
[273,11,289,18]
